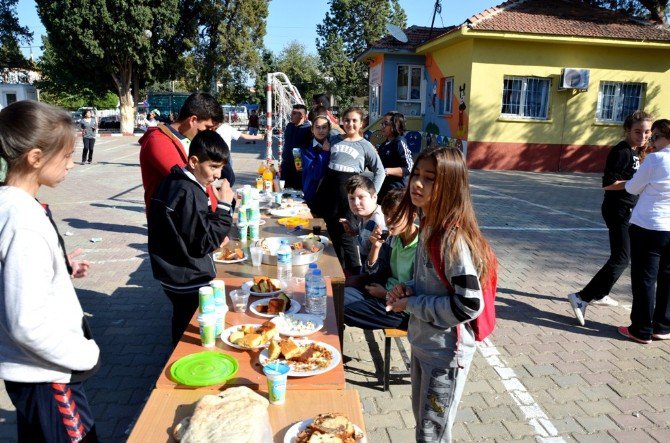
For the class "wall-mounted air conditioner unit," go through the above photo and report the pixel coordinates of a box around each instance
[559,68,590,90]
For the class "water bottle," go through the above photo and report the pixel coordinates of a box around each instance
[304,263,318,294]
[276,240,293,285]
[306,269,327,318]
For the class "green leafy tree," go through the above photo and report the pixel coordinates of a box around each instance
[0,0,33,72]
[584,0,668,24]
[276,41,328,106]
[316,0,406,108]
[190,0,268,99]
[36,0,180,133]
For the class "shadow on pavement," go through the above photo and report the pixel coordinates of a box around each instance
[64,218,147,236]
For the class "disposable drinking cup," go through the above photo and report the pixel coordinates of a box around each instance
[229,289,250,313]
[249,223,260,241]
[279,180,285,191]
[263,362,290,405]
[237,205,249,224]
[198,286,215,314]
[210,280,226,306]
[214,306,227,337]
[250,246,263,267]
[238,223,249,241]
[274,192,282,205]
[197,313,217,348]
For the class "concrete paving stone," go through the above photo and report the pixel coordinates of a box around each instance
[609,429,656,443]
[609,412,654,430]
[528,352,562,365]
[474,405,520,423]
[572,432,617,443]
[579,384,621,401]
[553,360,590,375]
[458,392,489,409]
[455,406,478,423]
[647,427,670,442]
[548,386,590,404]
[398,409,416,429]
[608,382,650,398]
[581,371,620,386]
[576,399,619,416]
[364,428,391,443]
[388,427,416,443]
[523,364,560,377]
[464,422,511,440]
[364,411,403,430]
[551,374,588,388]
[501,420,537,440]
[543,401,580,419]
[551,416,585,434]
[609,396,654,414]
[573,415,620,433]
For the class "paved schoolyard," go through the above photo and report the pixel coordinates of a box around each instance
[0,136,668,442]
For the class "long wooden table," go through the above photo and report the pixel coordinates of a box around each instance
[221,212,347,345]
[155,277,345,392]
[127,389,366,443]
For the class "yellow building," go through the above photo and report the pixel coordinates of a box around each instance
[360,0,670,172]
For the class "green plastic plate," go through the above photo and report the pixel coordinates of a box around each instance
[170,351,239,387]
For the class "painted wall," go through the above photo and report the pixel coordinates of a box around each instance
[465,38,670,171]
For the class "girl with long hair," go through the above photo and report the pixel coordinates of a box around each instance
[387,147,493,442]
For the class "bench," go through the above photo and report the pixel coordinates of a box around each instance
[382,328,411,391]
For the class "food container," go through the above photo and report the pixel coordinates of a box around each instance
[252,236,324,266]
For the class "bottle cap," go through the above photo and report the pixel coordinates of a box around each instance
[313,269,322,276]
[309,263,317,269]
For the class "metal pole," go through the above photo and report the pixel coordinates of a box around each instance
[266,73,273,162]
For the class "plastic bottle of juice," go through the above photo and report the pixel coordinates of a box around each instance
[269,162,279,191]
[263,161,274,192]
[257,160,267,176]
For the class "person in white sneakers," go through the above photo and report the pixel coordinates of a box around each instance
[568,111,653,326]
[619,119,670,344]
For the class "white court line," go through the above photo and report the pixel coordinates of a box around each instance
[478,339,565,442]
[481,227,607,231]
[471,184,602,226]
[87,257,143,264]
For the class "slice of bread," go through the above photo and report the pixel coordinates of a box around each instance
[268,278,282,291]
[239,333,263,348]
[253,275,268,284]
[279,338,303,360]
[267,339,281,360]
[257,320,277,342]
[228,330,244,344]
[267,298,285,315]
[310,413,355,440]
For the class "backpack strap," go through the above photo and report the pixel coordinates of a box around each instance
[427,232,464,369]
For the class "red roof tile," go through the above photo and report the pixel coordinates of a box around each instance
[467,0,670,42]
[364,25,453,52]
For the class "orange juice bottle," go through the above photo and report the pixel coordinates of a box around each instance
[269,162,279,191]
[257,161,267,176]
[262,162,274,192]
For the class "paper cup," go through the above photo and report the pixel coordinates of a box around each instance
[198,286,215,314]
[210,280,226,307]
[197,313,217,348]
[263,362,290,405]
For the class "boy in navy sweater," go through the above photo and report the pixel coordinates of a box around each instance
[148,131,235,344]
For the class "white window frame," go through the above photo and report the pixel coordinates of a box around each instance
[369,84,381,122]
[500,76,551,120]
[596,81,646,124]
[396,64,425,116]
[442,77,454,115]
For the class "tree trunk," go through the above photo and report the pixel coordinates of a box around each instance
[112,60,135,135]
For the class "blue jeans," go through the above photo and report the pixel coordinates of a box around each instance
[629,224,670,340]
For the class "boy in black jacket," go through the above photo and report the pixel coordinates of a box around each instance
[148,130,235,345]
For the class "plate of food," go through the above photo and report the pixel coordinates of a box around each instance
[270,207,310,218]
[213,247,247,264]
[249,293,301,318]
[221,321,277,350]
[298,233,330,246]
[271,313,323,337]
[277,217,310,230]
[242,276,287,297]
[259,338,340,377]
[283,413,366,443]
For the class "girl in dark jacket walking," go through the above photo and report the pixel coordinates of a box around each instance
[377,111,413,202]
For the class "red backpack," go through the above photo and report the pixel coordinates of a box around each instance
[428,235,497,341]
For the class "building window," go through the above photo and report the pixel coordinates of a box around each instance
[442,77,454,115]
[397,65,423,116]
[596,81,645,123]
[5,93,17,105]
[501,76,551,120]
[369,84,381,121]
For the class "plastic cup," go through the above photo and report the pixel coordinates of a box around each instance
[197,313,217,348]
[274,192,282,205]
[229,289,250,313]
[250,246,263,267]
[238,223,248,241]
[210,280,226,306]
[198,286,215,314]
[279,180,285,191]
[249,223,260,241]
[237,205,249,224]
[263,362,290,405]
[214,306,227,337]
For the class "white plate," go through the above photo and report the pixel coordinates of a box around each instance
[271,314,324,337]
[220,324,275,350]
[238,219,266,226]
[297,234,330,245]
[213,251,248,264]
[270,207,310,217]
[242,280,287,297]
[259,340,341,377]
[283,418,366,443]
[249,298,301,318]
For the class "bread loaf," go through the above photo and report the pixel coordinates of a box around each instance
[174,387,270,443]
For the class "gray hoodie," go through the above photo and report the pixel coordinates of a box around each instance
[405,231,483,366]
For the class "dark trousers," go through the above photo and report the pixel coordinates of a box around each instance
[325,210,361,273]
[628,224,670,340]
[163,287,200,346]
[5,380,98,443]
[343,286,409,330]
[580,200,632,302]
[82,138,95,163]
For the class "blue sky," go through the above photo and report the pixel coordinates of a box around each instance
[17,0,501,59]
